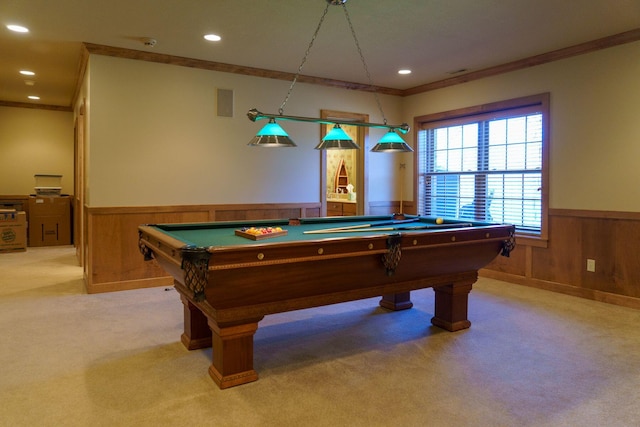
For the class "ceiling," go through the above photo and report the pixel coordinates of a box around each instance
[1,0,639,109]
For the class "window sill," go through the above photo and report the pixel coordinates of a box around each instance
[515,234,548,248]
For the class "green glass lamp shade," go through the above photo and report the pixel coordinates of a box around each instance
[315,125,360,150]
[248,120,297,147]
[371,130,413,152]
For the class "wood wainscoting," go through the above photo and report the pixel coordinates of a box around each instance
[483,208,640,309]
[84,204,640,310]
[84,203,321,294]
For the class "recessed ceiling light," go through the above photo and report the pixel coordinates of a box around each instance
[142,37,157,47]
[7,24,29,33]
[20,70,35,76]
[25,80,35,86]
[28,95,40,100]
[204,34,222,42]
[398,69,412,75]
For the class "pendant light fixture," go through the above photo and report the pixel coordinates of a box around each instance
[247,119,296,147]
[247,0,412,152]
[315,124,360,150]
[370,130,413,152]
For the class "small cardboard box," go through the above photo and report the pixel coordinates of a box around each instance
[0,210,27,253]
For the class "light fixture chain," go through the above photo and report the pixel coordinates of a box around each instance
[341,4,388,125]
[278,3,331,115]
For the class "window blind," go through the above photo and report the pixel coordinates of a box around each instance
[418,105,544,234]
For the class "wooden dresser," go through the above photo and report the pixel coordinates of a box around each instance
[327,200,357,216]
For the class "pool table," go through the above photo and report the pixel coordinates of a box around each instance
[138,215,515,389]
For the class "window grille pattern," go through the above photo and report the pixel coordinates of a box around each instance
[418,104,545,235]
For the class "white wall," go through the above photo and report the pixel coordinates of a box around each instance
[10,40,637,212]
[0,107,74,195]
[402,40,640,212]
[86,55,404,207]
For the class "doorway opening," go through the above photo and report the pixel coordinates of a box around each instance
[320,110,369,216]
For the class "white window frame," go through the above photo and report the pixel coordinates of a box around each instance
[414,93,549,243]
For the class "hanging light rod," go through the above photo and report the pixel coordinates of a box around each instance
[247,0,413,152]
[247,108,410,134]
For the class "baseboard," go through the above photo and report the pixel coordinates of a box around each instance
[480,269,640,310]
[86,276,173,294]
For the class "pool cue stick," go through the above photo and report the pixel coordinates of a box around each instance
[303,218,420,234]
[304,223,373,233]
[305,227,397,234]
[399,163,405,215]
[304,222,473,234]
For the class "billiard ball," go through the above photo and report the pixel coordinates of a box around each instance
[435,217,444,225]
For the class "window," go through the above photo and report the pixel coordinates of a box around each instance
[416,94,549,238]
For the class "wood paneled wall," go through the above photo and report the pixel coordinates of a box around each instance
[84,203,321,293]
[483,209,640,309]
[84,203,640,311]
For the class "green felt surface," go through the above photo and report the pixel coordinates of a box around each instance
[150,215,481,249]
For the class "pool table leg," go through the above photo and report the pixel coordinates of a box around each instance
[431,283,473,332]
[180,294,212,350]
[208,319,263,389]
[379,292,414,310]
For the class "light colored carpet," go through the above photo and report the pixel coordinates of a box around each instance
[1,246,639,427]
